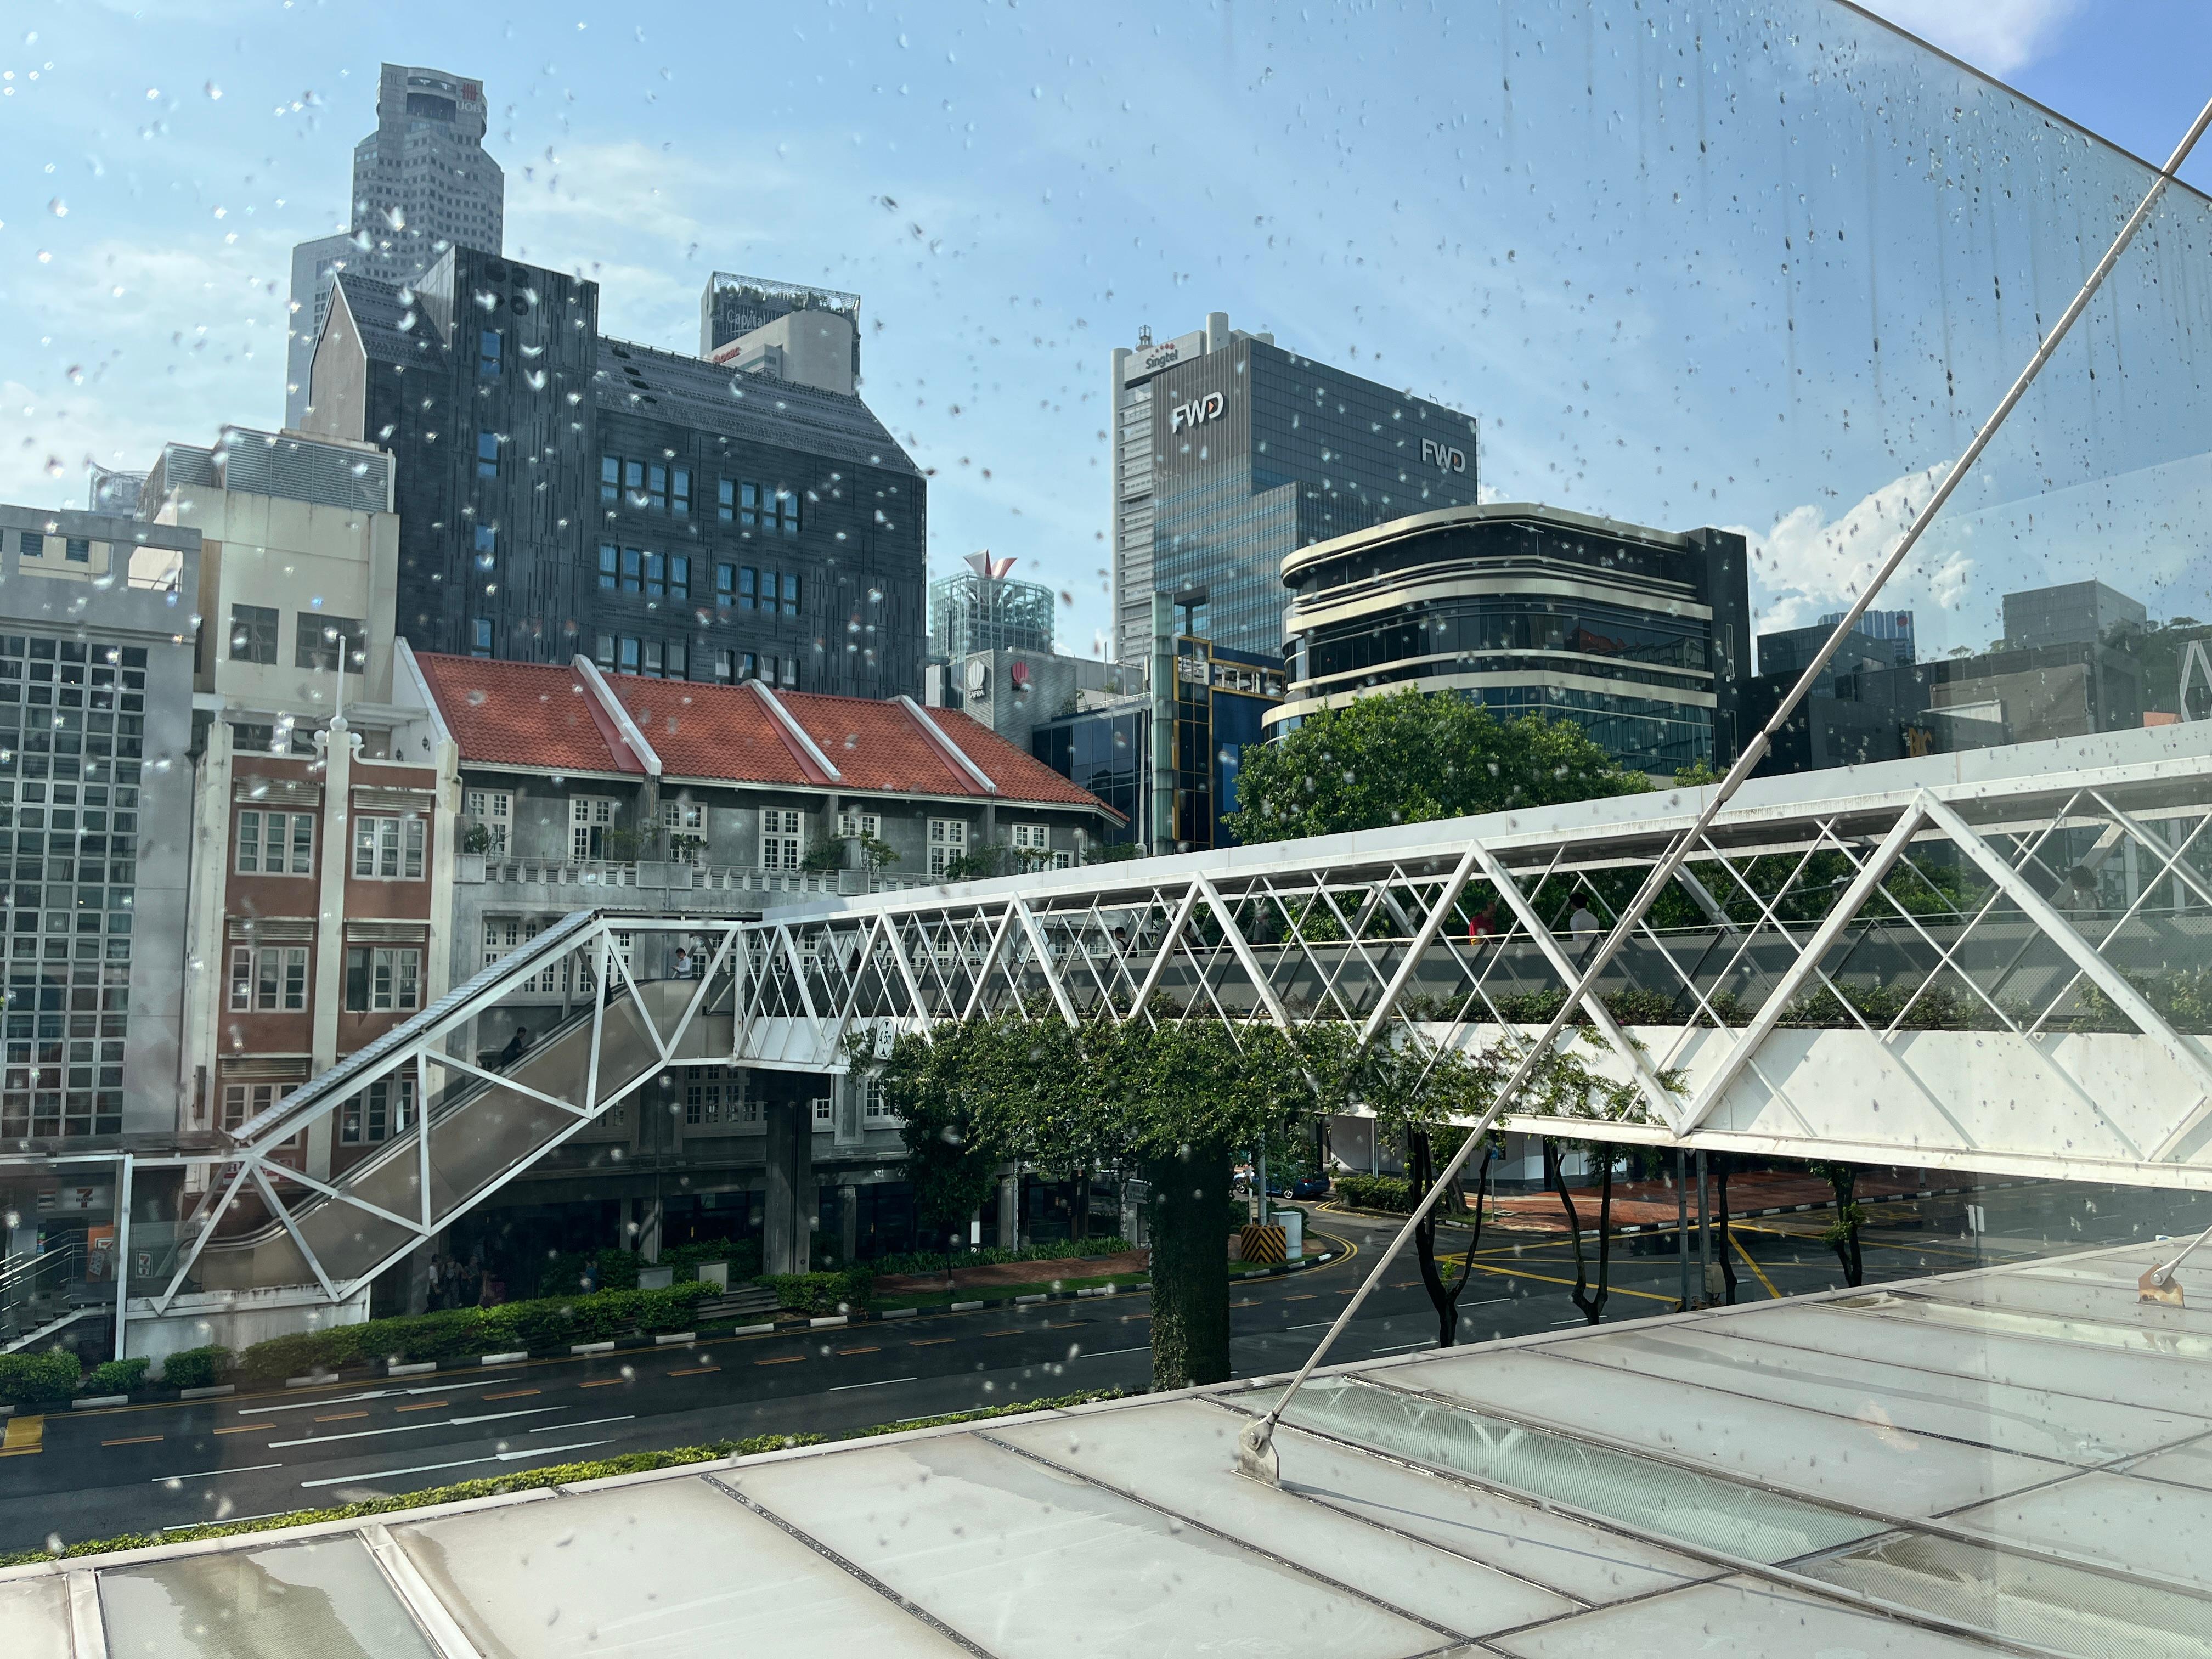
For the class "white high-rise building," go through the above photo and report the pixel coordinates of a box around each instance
[285,64,505,427]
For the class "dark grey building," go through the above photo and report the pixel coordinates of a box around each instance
[2004,580,2148,651]
[1110,312,1482,668]
[286,63,505,428]
[0,503,199,1146]
[1274,504,1752,776]
[302,247,926,696]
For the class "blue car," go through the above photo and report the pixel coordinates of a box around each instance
[1289,1174,1331,1201]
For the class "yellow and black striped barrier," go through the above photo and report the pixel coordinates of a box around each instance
[1237,1223,1288,1265]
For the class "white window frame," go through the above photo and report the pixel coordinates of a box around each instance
[864,1077,898,1122]
[346,945,421,1012]
[837,810,882,840]
[760,808,804,872]
[811,1095,833,1128]
[464,789,512,856]
[571,795,616,861]
[236,809,314,876]
[927,817,968,877]
[228,945,308,1012]
[352,815,426,880]
[1010,824,1049,852]
[221,1080,275,1132]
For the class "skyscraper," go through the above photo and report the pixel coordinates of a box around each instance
[930,554,1056,658]
[285,64,505,427]
[1109,312,1482,668]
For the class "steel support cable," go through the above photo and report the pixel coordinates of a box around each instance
[1238,93,2212,1483]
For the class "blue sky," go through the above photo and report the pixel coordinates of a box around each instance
[4,0,2210,660]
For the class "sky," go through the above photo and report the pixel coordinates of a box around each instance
[4,0,2212,662]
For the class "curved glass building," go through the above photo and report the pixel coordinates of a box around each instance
[1273,504,1750,775]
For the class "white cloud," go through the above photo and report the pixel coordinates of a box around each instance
[1856,0,2085,77]
[1726,462,1974,635]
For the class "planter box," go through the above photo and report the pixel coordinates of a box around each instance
[457,853,487,883]
[652,1331,697,1346]
[637,1266,675,1291]
[480,1350,528,1365]
[387,1361,437,1378]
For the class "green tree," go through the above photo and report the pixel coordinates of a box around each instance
[1810,1160,1866,1287]
[874,1022,1017,1286]
[1223,690,1649,844]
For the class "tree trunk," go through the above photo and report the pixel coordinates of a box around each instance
[1414,1133,1492,1347]
[1713,1154,1737,1305]
[1582,1153,1615,1325]
[1543,1140,1591,1319]
[1821,1164,1864,1288]
[1144,1142,1233,1390]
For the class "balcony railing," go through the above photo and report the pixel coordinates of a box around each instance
[458,855,927,898]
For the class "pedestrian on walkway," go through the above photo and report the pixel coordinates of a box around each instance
[1569,890,1602,966]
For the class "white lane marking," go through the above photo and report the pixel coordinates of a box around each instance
[151,1462,282,1483]
[829,1376,919,1392]
[268,1407,562,1448]
[529,1415,634,1431]
[1365,1340,1432,1352]
[250,1379,518,1416]
[297,1439,612,1491]
[1073,1346,1149,1358]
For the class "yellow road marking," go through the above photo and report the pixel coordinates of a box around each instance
[669,1365,720,1377]
[313,1411,368,1423]
[1452,1259,1678,1304]
[394,1400,449,1413]
[579,1378,625,1389]
[1733,1238,1783,1299]
[1286,1293,1317,1301]
[213,1423,272,1435]
[1,1415,43,1457]
[984,1329,1023,1338]
[755,1355,806,1367]
[836,1346,880,1356]
[102,1434,163,1447]
[481,1388,539,1401]
[907,1338,955,1347]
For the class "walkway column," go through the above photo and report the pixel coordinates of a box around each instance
[997,1173,1019,1251]
[763,1099,815,1275]
[840,1181,860,1262]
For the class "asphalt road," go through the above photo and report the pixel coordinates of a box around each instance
[3,1176,2203,1553]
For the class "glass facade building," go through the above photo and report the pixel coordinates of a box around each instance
[1275,505,1751,776]
[1110,314,1481,668]
[929,568,1056,658]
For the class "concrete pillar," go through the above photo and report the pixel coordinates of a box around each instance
[840,1181,860,1262]
[764,1099,815,1275]
[997,1172,1019,1251]
[404,1237,436,1315]
[637,1197,663,1266]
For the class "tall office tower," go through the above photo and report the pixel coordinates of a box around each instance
[1108,312,1483,668]
[285,64,505,427]
[301,247,927,696]
[930,554,1057,658]
[701,274,864,388]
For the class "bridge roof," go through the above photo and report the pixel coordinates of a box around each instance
[414,652,1112,810]
[18,1244,2205,1652]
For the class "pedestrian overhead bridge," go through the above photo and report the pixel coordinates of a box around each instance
[144,721,2212,1314]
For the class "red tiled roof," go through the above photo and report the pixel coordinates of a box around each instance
[411,656,639,777]
[413,654,1114,812]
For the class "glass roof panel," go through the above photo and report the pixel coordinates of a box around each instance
[986,1398,1576,1635]
[1486,1576,2001,1658]
[2122,1434,2212,1493]
[0,1577,73,1659]
[1248,1374,1879,1564]
[1707,1304,2212,1420]
[1404,1347,2061,1516]
[1799,1529,2212,1658]
[1911,1274,2212,1338]
[96,1536,439,1659]
[1564,1324,2197,1463]
[731,1431,1447,1658]
[1848,1291,2212,1364]
[393,1474,972,1657]
[1948,1471,2212,1596]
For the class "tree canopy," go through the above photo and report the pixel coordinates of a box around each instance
[1223,690,1649,844]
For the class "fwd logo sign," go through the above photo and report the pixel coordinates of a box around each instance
[1168,391,1227,432]
[1421,438,1469,474]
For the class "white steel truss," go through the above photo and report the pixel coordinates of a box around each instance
[113,722,2212,1308]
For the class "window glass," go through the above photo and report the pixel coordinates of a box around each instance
[476,429,500,476]
[228,604,279,665]
[478,328,502,377]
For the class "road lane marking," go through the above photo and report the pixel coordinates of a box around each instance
[831,1376,919,1391]
[984,1329,1023,1338]
[481,1388,540,1400]
[835,1346,880,1356]
[1075,1346,1149,1358]
[907,1338,955,1347]
[668,1365,720,1377]
[152,1462,281,1483]
[578,1378,625,1389]
[532,1415,633,1431]
[1286,1293,1317,1301]
[1733,1237,1784,1299]
[1367,1339,1433,1352]
[313,1412,369,1423]
[253,1379,519,1416]
[755,1355,806,1367]
[297,1439,613,1490]
[213,1423,274,1435]
[103,1434,163,1447]
[0,1416,43,1457]
[393,1401,449,1413]
[268,1407,562,1448]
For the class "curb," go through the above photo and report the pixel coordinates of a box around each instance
[178,1384,236,1401]
[568,1341,616,1356]
[386,1361,437,1378]
[480,1350,529,1366]
[286,1372,342,1390]
[71,1393,128,1409]
[653,1331,698,1346]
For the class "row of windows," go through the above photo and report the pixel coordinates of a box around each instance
[12,531,92,563]
[228,606,367,673]
[590,635,801,688]
[225,945,422,1013]
[232,810,422,880]
[597,455,807,537]
[539,797,1064,874]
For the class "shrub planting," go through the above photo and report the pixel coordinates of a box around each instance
[156,1346,232,1390]
[80,1357,150,1397]
[0,1350,80,1408]
[757,1268,873,1314]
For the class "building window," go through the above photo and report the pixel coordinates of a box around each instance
[464,789,511,855]
[671,467,691,517]
[228,945,308,1012]
[928,817,967,878]
[594,634,616,670]
[777,656,799,689]
[780,572,802,616]
[65,537,91,564]
[1011,824,1050,853]
[571,796,616,861]
[15,532,41,557]
[600,455,620,504]
[221,1081,275,1133]
[478,329,502,377]
[812,1096,833,1127]
[645,463,669,512]
[772,489,802,536]
[864,1077,897,1121]
[471,617,493,658]
[837,810,881,840]
[1052,851,1074,870]
[295,613,365,674]
[668,555,689,601]
[643,640,664,678]
[618,636,640,675]
[343,946,421,1012]
[663,800,704,832]
[228,604,279,665]
[236,809,313,875]
[739,480,761,527]
[760,808,804,871]
[737,566,757,611]
[598,544,618,589]
[352,815,426,880]
[717,478,736,522]
[666,639,688,679]
[476,430,500,477]
[472,524,496,562]
[341,1075,415,1143]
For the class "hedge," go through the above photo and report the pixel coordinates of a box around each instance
[867,1238,1134,1278]
[757,1267,873,1314]
[81,1357,150,1397]
[1,1386,1128,1567]
[157,1346,232,1390]
[233,1281,719,1385]
[0,1350,80,1408]
[1331,1173,1416,1214]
